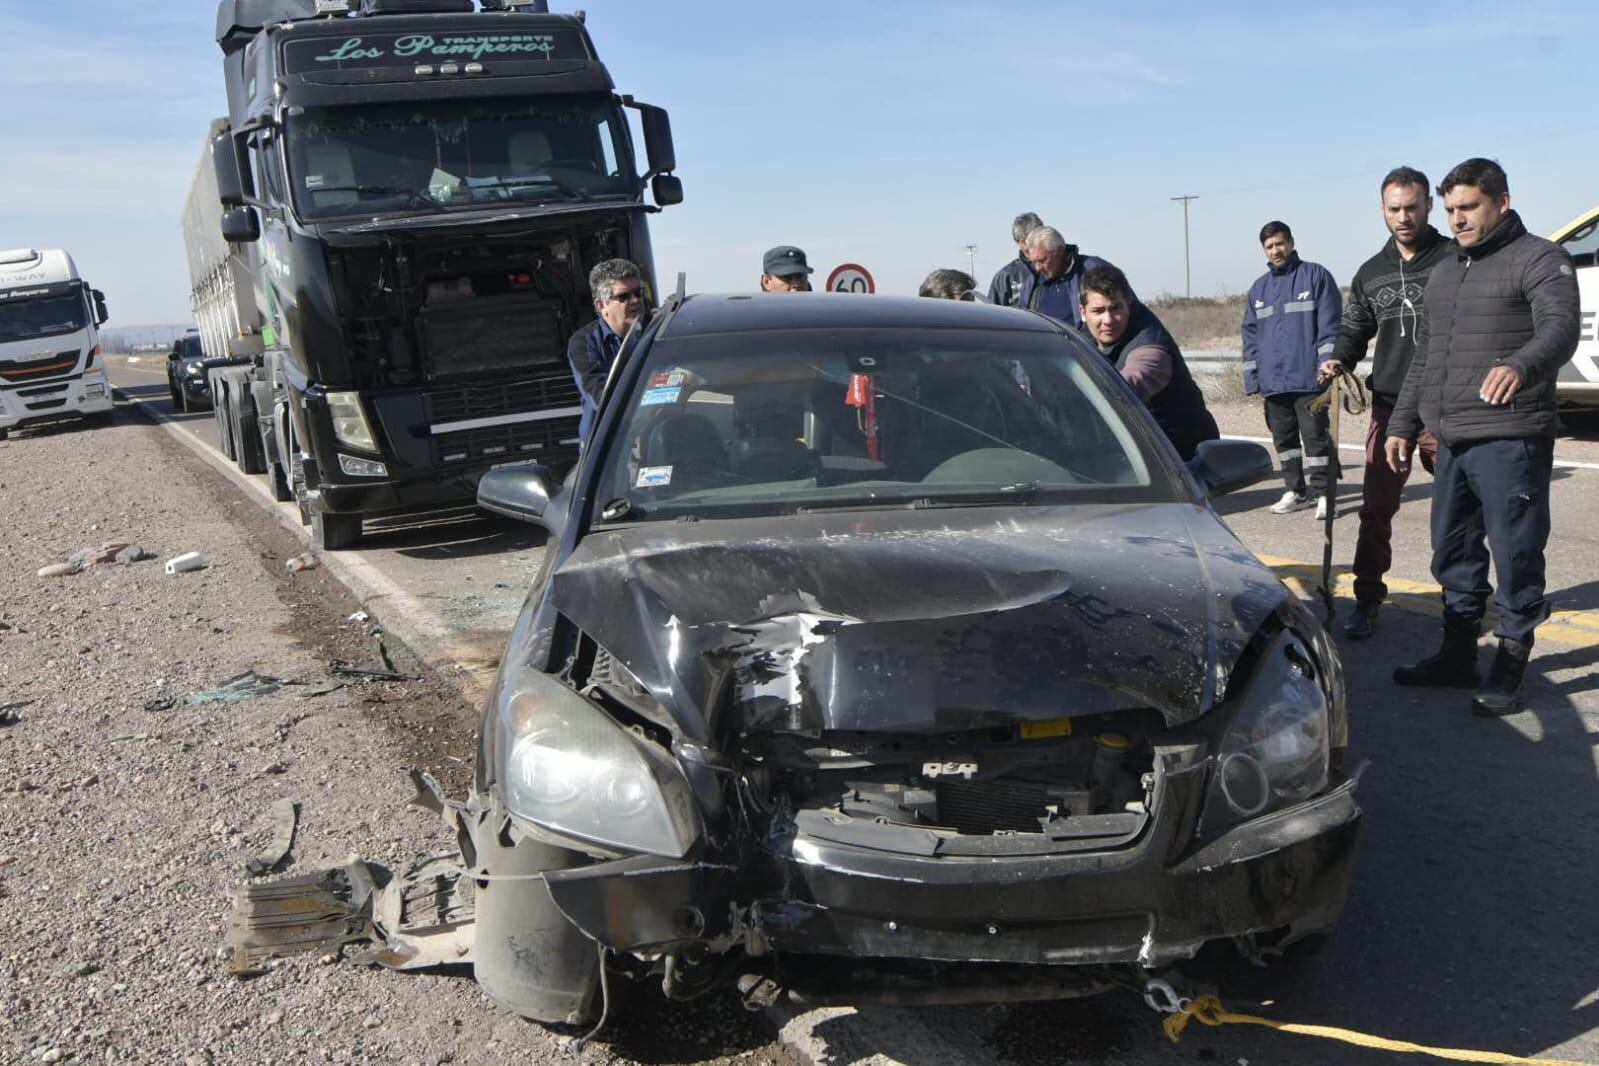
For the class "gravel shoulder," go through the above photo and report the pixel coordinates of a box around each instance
[0,403,795,1066]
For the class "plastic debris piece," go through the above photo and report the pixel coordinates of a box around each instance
[347,610,369,623]
[142,696,176,712]
[245,798,300,877]
[185,671,288,705]
[37,563,80,578]
[165,552,206,575]
[115,546,154,565]
[285,553,318,573]
[328,661,417,682]
[0,700,29,727]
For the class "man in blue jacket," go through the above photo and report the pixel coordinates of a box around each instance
[1241,221,1343,517]
[1018,226,1113,328]
[986,212,1044,306]
[566,258,648,441]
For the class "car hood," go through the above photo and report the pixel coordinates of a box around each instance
[550,503,1290,739]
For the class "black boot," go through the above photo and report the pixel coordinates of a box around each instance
[1342,600,1381,640]
[1471,639,1531,717]
[1393,627,1481,688]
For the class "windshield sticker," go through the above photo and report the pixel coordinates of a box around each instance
[636,465,673,488]
[648,368,689,389]
[304,174,326,188]
[640,386,680,407]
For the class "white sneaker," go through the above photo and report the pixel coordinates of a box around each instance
[1270,490,1314,515]
[1315,495,1331,520]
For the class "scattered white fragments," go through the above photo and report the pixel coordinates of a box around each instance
[285,552,318,573]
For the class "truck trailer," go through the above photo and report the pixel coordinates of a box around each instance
[0,248,112,438]
[185,0,683,548]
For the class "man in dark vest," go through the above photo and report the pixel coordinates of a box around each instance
[1075,265,1219,460]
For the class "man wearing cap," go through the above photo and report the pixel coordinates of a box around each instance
[761,245,814,292]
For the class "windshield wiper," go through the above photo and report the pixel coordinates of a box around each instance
[310,185,444,211]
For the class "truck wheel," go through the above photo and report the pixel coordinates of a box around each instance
[472,817,599,1025]
[234,396,267,475]
[268,460,293,502]
[312,510,362,551]
[215,389,237,461]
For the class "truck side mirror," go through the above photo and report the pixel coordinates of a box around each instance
[92,289,109,325]
[220,207,261,244]
[638,104,676,178]
[651,174,683,207]
[212,131,247,208]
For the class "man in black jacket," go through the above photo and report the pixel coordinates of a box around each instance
[986,212,1044,306]
[1324,167,1453,639]
[1076,265,1219,460]
[1384,158,1581,716]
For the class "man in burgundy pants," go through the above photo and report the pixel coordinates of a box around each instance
[1322,166,1453,639]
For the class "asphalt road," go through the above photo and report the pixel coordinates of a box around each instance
[105,354,1599,1066]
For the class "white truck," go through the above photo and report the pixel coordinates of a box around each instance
[1551,206,1599,411]
[0,248,112,439]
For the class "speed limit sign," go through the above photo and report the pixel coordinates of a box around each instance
[826,263,876,294]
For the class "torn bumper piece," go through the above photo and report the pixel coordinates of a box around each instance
[224,854,475,976]
[542,771,1360,974]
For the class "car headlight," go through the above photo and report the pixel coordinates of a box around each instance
[325,390,378,452]
[1201,630,1329,835]
[185,363,205,376]
[492,660,701,858]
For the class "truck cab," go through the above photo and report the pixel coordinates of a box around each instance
[0,248,112,438]
[192,0,683,549]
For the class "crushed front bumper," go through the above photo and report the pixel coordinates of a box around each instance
[542,764,1361,972]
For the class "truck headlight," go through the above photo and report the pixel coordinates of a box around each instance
[1201,630,1329,834]
[492,660,701,858]
[325,390,378,452]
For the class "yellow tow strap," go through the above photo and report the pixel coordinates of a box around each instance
[1163,994,1594,1065]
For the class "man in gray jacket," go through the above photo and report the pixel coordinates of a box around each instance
[1384,158,1580,716]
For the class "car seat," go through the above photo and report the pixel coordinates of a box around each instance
[642,414,728,493]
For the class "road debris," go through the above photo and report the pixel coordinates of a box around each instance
[285,552,318,573]
[143,696,177,712]
[347,610,369,623]
[245,798,300,877]
[115,545,155,564]
[186,671,294,705]
[0,700,29,726]
[165,551,207,574]
[329,661,418,682]
[37,562,80,578]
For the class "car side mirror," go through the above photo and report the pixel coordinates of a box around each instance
[1187,439,1273,497]
[220,207,261,244]
[651,174,683,207]
[478,462,558,531]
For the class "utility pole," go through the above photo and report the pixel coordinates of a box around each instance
[963,244,977,282]
[1171,195,1198,298]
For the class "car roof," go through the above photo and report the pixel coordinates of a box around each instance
[657,292,1068,339]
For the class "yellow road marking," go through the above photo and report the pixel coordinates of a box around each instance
[1256,554,1599,649]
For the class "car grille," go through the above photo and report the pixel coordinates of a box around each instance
[935,779,1053,834]
[0,349,79,383]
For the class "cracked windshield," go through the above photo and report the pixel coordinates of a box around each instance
[593,329,1166,523]
[285,96,632,219]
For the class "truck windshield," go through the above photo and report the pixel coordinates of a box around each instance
[0,293,88,343]
[285,96,634,220]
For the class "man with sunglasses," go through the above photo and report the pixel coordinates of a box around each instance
[567,258,649,440]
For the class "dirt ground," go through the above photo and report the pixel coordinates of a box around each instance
[0,401,797,1066]
[1148,294,1244,351]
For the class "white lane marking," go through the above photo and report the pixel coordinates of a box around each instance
[1228,434,1599,472]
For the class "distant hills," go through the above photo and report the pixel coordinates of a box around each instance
[99,323,195,353]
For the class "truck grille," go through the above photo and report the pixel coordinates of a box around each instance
[426,376,580,424]
[935,779,1053,835]
[0,349,79,383]
[24,398,68,411]
[432,415,581,464]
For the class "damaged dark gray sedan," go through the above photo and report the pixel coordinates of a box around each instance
[467,292,1361,1022]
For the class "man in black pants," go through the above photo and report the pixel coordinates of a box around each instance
[1385,158,1580,716]
[1324,167,1453,639]
[1241,222,1343,518]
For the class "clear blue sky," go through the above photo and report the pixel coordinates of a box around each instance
[3,1,1597,327]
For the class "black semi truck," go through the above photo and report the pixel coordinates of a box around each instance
[183,0,682,548]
